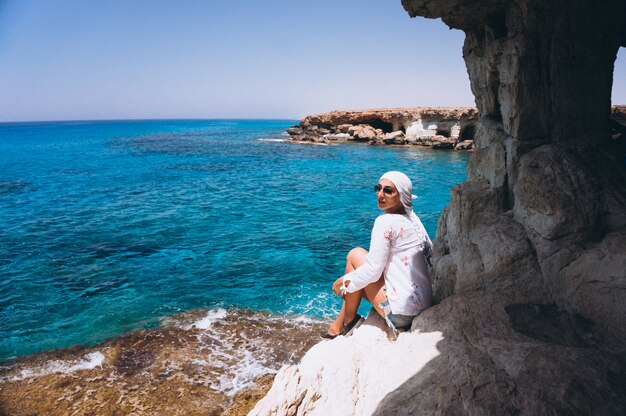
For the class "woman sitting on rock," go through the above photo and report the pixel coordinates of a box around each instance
[324,171,434,338]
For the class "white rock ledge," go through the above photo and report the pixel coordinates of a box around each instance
[249,311,443,416]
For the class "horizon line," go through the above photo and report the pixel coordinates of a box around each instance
[3,103,625,125]
[0,117,302,125]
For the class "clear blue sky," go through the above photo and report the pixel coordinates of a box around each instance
[0,0,624,122]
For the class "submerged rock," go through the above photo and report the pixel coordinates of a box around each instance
[0,309,326,416]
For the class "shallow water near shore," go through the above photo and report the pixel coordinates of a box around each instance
[0,119,467,411]
[0,308,326,415]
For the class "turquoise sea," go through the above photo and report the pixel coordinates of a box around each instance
[0,119,468,362]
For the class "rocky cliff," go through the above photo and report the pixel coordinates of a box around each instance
[253,0,626,414]
[287,107,478,149]
[288,106,626,152]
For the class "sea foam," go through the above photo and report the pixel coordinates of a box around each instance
[257,138,286,142]
[5,351,104,382]
[181,308,228,330]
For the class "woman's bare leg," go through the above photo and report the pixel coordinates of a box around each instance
[363,278,387,318]
[327,247,387,335]
[327,247,367,335]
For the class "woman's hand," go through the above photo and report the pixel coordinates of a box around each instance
[332,277,344,298]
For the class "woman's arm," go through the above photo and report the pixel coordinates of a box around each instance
[342,216,392,294]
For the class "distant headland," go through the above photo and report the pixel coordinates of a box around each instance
[287,105,626,151]
[287,107,478,150]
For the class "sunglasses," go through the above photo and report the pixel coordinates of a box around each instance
[374,184,396,195]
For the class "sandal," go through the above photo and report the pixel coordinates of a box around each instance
[320,331,339,340]
[340,314,362,336]
[320,314,363,340]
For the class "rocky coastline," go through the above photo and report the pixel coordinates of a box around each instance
[287,107,478,149]
[287,106,626,152]
[0,309,325,416]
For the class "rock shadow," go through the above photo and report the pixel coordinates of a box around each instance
[372,295,626,415]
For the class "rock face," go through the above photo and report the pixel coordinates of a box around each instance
[254,0,626,414]
[287,107,478,149]
[250,311,444,416]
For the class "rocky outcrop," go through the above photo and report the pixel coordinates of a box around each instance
[250,311,444,416]
[287,107,478,149]
[255,297,626,416]
[288,106,626,152]
[255,0,626,414]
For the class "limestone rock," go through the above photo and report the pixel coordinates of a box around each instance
[252,295,626,415]
[348,124,381,141]
[337,124,354,134]
[454,139,474,150]
[430,135,457,149]
[322,133,351,142]
[287,106,625,149]
[286,126,302,136]
[399,0,626,412]
[288,107,478,149]
[373,295,626,415]
[249,311,443,416]
[383,130,406,144]
[413,134,457,148]
[222,374,275,416]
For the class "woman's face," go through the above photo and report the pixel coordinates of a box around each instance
[376,179,404,214]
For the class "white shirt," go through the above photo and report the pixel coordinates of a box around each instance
[342,212,433,316]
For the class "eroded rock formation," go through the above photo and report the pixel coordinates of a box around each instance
[406,0,626,347]
[250,311,444,416]
[287,107,478,149]
[253,0,626,414]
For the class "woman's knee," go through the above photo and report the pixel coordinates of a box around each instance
[347,247,367,262]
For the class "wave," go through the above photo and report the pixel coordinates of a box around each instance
[257,138,287,142]
[2,351,104,382]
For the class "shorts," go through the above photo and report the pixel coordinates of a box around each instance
[378,299,416,331]
[387,312,415,330]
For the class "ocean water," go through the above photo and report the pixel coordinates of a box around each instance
[0,119,468,365]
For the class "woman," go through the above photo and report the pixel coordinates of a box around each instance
[324,171,434,338]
